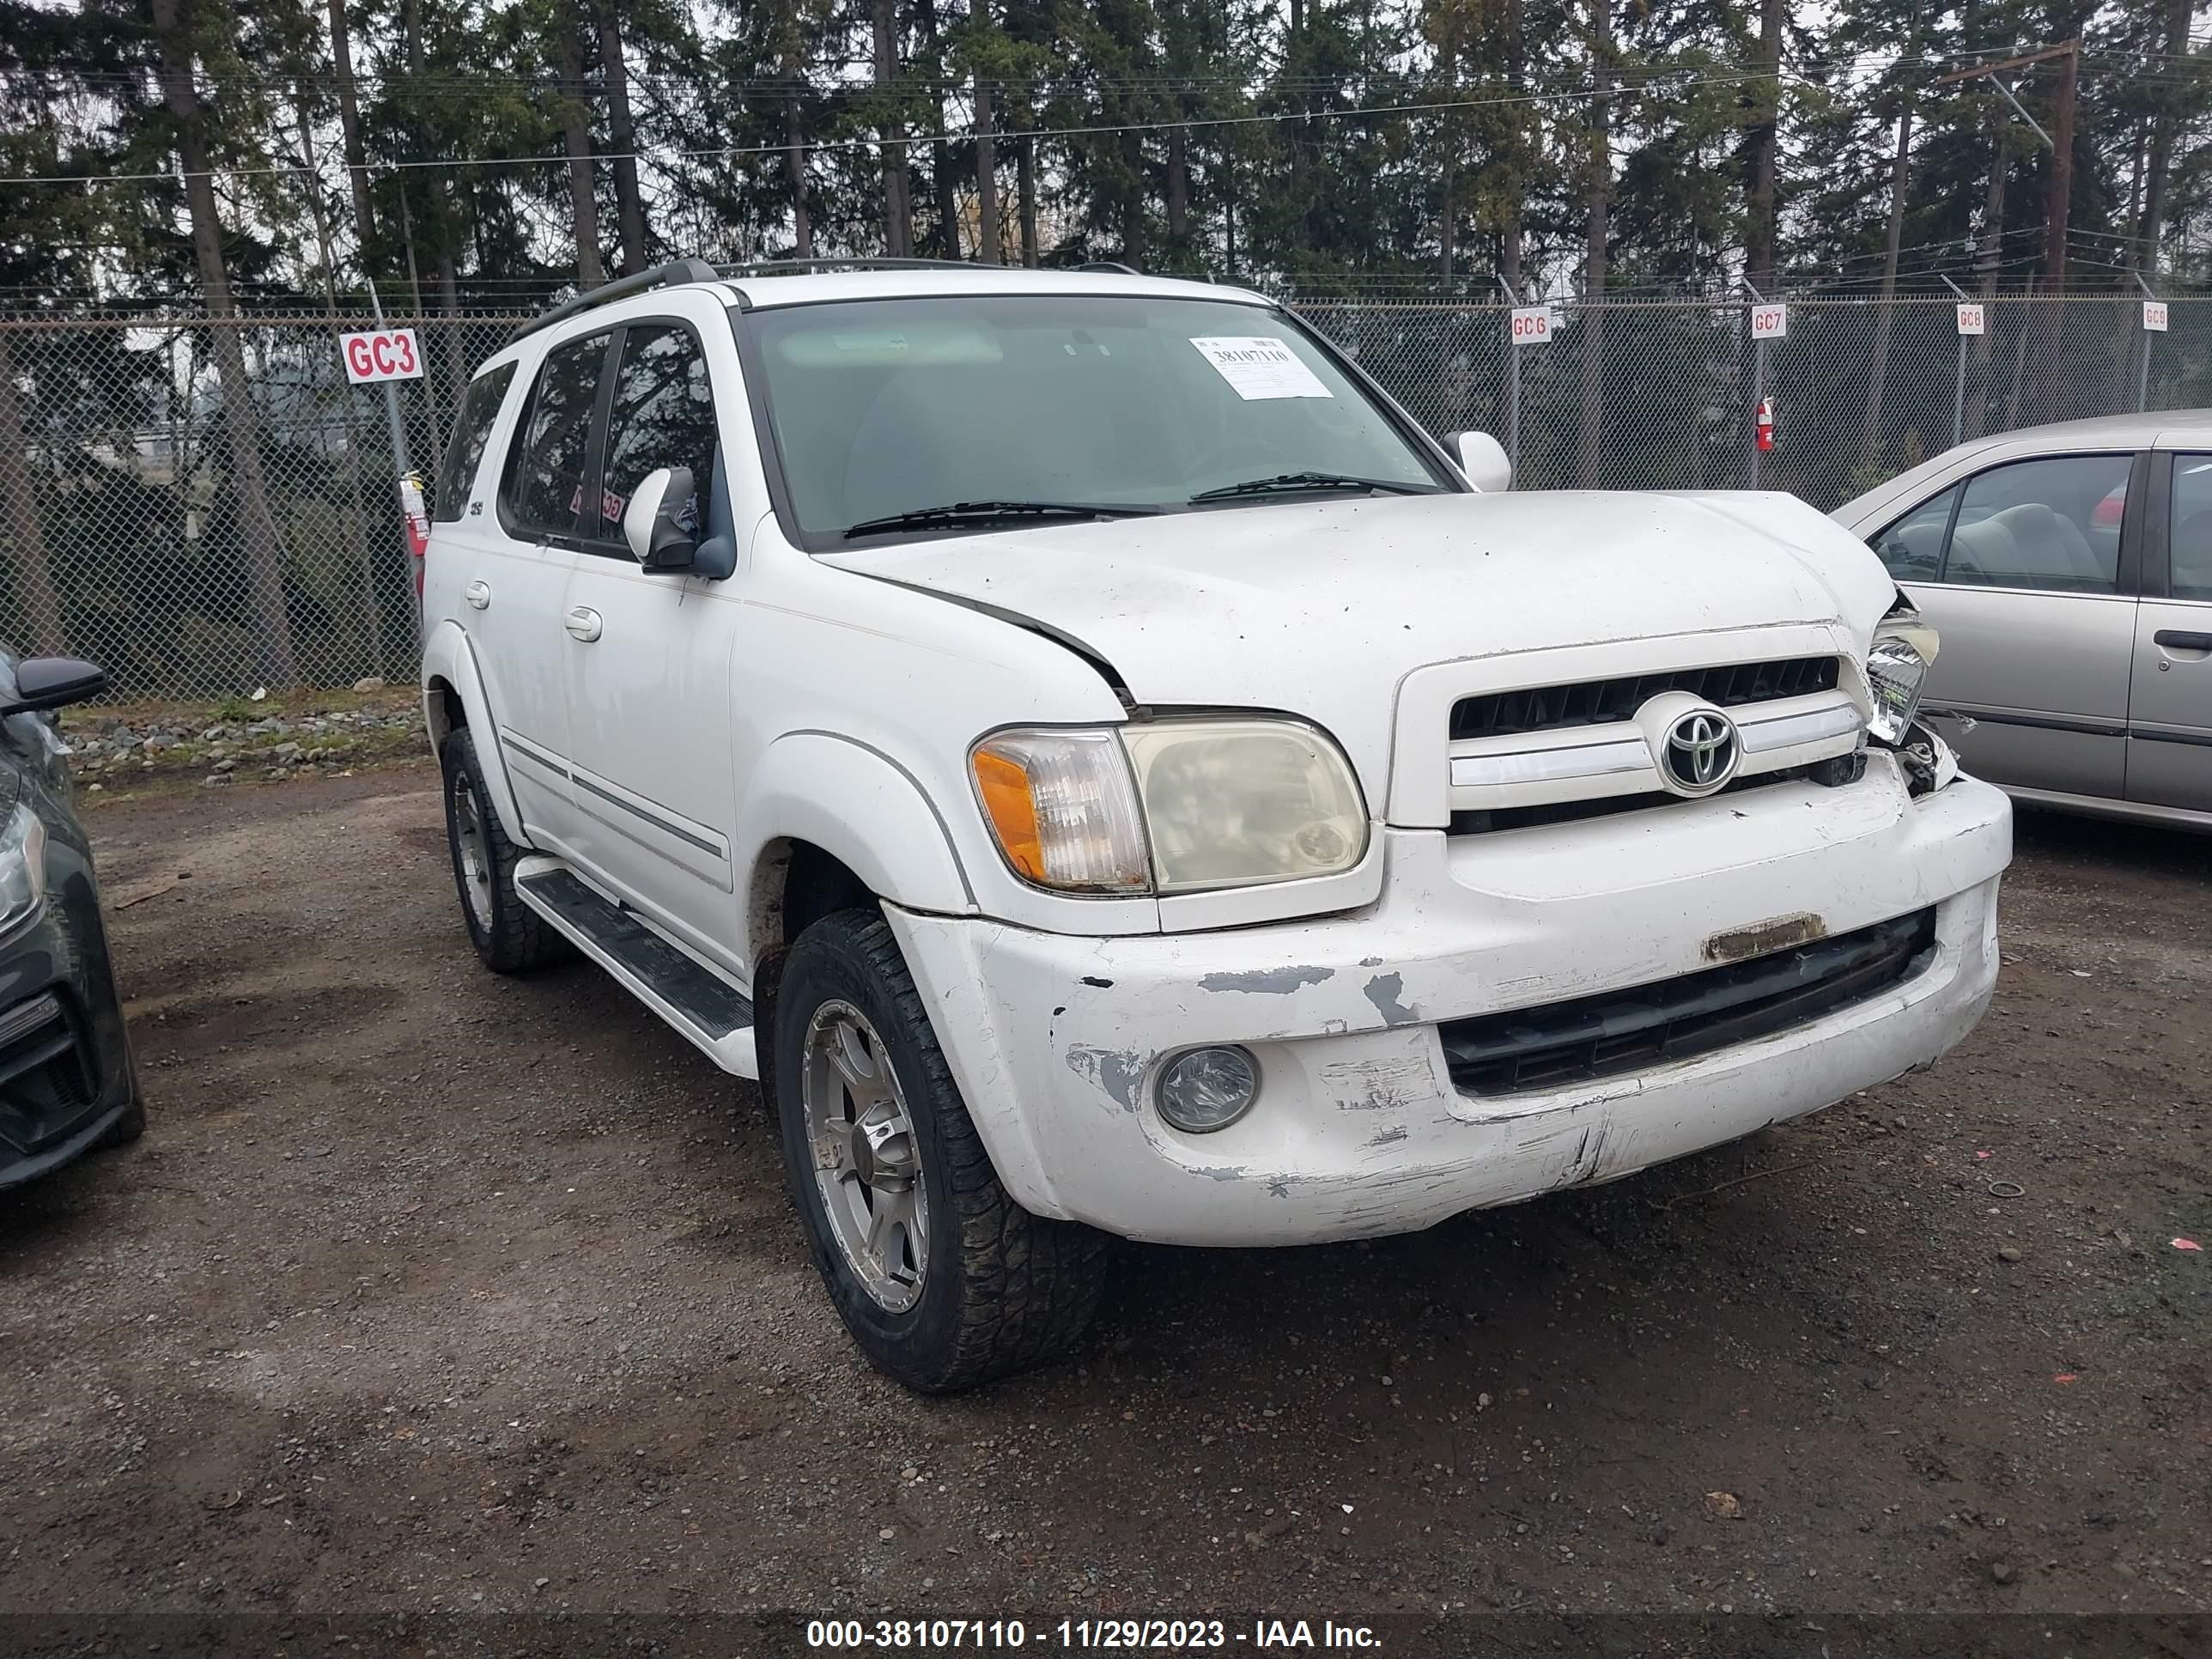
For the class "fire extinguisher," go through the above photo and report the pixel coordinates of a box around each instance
[398,471,431,604]
[1754,396,1776,453]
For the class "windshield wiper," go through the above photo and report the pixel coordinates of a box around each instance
[1190,471,1437,503]
[843,500,1163,539]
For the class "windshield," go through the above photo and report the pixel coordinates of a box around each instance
[739,294,1453,544]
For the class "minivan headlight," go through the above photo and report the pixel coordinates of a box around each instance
[969,720,1369,896]
[0,801,48,933]
[1867,602,1940,745]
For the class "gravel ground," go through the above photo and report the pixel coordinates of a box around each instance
[2,764,2206,1653]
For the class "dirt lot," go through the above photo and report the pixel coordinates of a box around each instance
[3,764,2207,1650]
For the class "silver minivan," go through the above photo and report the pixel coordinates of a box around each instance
[1833,410,2212,831]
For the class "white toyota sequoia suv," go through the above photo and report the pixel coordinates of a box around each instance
[422,259,2012,1392]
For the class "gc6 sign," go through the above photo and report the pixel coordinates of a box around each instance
[341,327,424,384]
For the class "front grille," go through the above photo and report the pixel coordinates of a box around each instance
[1448,758,1854,836]
[0,993,96,1154]
[1450,656,1842,742]
[1439,907,1937,1095]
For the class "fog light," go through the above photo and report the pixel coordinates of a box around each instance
[1155,1046,1259,1133]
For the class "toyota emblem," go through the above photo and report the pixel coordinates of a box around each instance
[1661,708,1741,794]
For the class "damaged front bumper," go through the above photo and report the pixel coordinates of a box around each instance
[889,757,2011,1246]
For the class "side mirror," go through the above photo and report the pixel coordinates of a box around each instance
[1447,430,1513,493]
[2,655,107,716]
[621,466,699,570]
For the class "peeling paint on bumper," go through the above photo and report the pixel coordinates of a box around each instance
[888,763,2010,1247]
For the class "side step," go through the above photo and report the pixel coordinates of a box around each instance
[513,857,758,1079]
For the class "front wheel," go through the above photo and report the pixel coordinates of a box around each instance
[773,908,1107,1393]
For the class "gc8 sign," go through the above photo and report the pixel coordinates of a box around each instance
[1955,303,1985,336]
[341,328,424,384]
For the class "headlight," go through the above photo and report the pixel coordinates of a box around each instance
[1866,603,1941,745]
[1121,720,1367,891]
[969,719,1369,895]
[0,801,47,933]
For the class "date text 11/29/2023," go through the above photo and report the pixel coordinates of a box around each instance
[805,1618,1383,1650]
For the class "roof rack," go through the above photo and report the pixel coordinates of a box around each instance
[512,257,720,339]
[714,257,981,276]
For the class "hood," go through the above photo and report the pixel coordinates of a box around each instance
[823,489,1898,804]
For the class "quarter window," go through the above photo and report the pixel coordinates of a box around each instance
[503,331,612,540]
[433,363,514,523]
[2168,454,2212,601]
[1942,454,2130,593]
[591,322,719,547]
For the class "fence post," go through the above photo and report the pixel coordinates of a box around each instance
[1744,281,1766,489]
[2134,274,2160,414]
[1497,276,1522,474]
[1941,276,1969,448]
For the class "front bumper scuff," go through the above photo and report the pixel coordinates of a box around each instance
[889,762,2011,1247]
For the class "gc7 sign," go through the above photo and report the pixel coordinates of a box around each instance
[1748,304,1789,341]
[341,327,424,384]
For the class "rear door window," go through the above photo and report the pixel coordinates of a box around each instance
[502,331,613,541]
[588,322,719,550]
[2168,455,2212,601]
[1942,454,2132,592]
[433,363,514,523]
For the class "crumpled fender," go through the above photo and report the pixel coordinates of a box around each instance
[419,620,527,845]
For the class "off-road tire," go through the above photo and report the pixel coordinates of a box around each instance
[440,727,572,975]
[773,908,1108,1393]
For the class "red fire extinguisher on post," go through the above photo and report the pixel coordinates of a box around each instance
[398,471,431,605]
[1754,396,1776,453]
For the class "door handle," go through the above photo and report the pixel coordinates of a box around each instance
[2153,629,2212,653]
[563,605,604,642]
[463,580,490,610]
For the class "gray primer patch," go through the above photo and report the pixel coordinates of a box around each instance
[1064,1044,1146,1112]
[1364,971,1417,1026]
[1189,1165,1247,1182]
[1197,965,1333,994]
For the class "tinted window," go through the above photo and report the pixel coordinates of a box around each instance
[591,323,718,546]
[1869,484,1958,581]
[2168,454,2212,601]
[433,363,514,522]
[1942,454,2130,593]
[503,331,611,539]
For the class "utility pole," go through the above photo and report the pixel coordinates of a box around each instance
[1938,43,2079,423]
[1936,42,2079,283]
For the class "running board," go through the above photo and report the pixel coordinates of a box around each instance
[513,857,757,1079]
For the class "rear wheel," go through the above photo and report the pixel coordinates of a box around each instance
[440,728,570,975]
[773,908,1107,1393]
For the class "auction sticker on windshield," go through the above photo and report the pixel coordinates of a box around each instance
[1189,337,1334,400]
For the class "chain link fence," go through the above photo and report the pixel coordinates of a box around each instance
[3,293,2206,702]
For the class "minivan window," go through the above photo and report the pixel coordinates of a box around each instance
[592,323,718,547]
[434,363,514,523]
[2169,454,2212,601]
[742,295,1450,544]
[503,331,611,540]
[1942,454,2130,593]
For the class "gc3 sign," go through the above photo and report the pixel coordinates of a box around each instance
[340,327,424,384]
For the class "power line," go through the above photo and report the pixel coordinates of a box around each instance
[0,69,1792,188]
